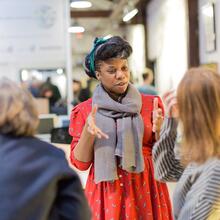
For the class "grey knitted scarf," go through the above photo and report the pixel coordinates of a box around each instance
[92,83,144,183]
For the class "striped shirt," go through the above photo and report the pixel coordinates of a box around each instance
[152,117,220,220]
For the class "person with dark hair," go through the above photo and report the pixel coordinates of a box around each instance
[78,78,92,102]
[153,67,220,220]
[69,36,172,219]
[40,77,61,107]
[72,79,82,106]
[138,67,158,95]
[0,78,91,220]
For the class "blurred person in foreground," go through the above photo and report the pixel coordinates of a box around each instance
[153,67,220,220]
[138,67,158,95]
[0,78,91,220]
[69,36,173,220]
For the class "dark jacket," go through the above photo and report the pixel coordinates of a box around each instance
[0,134,91,220]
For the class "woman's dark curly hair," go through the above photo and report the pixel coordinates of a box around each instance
[84,36,132,79]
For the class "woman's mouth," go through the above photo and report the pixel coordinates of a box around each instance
[116,82,127,86]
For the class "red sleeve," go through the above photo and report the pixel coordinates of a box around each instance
[69,104,92,170]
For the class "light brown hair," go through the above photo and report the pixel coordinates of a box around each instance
[177,67,220,164]
[0,78,39,136]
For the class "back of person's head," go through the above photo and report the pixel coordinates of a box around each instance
[177,67,220,164]
[84,36,132,79]
[72,79,82,94]
[142,68,153,84]
[0,78,39,136]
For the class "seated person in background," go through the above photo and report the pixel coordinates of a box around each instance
[28,77,42,98]
[138,67,158,95]
[40,77,61,107]
[0,78,91,220]
[153,67,220,220]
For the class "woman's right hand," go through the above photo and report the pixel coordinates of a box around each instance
[86,104,109,139]
[162,90,179,118]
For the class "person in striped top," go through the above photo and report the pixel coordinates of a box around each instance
[152,67,220,220]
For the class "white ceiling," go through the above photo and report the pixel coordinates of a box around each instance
[70,0,140,35]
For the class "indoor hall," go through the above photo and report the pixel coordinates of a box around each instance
[0,0,220,219]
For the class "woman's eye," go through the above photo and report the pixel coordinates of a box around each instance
[122,66,128,71]
[107,70,116,74]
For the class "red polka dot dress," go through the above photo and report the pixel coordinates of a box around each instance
[69,95,173,220]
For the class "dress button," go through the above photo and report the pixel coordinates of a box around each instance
[120,183,123,187]
[119,175,122,178]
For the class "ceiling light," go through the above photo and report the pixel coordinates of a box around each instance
[21,70,29,81]
[70,0,92,9]
[56,68,64,74]
[68,26,85,33]
[123,8,138,22]
[69,19,85,33]
[202,3,214,17]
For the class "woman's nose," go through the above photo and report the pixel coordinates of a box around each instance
[116,70,125,79]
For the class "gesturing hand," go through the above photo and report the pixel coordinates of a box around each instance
[86,104,109,139]
[152,98,164,140]
[162,90,179,118]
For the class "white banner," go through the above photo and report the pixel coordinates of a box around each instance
[0,0,67,70]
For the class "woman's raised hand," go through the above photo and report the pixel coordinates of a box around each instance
[86,104,109,139]
[162,90,179,118]
[152,97,164,140]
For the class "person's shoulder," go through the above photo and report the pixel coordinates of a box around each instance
[141,93,159,101]
[201,159,220,195]
[140,94,163,111]
[78,98,92,108]
[71,98,92,115]
[28,137,66,159]
[205,159,220,173]
[138,85,158,95]
[191,159,220,183]
[3,135,67,164]
[69,99,92,126]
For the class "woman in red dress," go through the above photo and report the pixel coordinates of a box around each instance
[69,36,173,220]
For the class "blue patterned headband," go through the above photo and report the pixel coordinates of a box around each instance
[89,37,110,76]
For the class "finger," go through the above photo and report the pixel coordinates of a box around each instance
[152,108,163,124]
[165,94,177,105]
[153,98,158,111]
[87,126,95,135]
[162,90,176,100]
[96,132,102,139]
[87,115,95,128]
[96,128,109,139]
[152,125,156,132]
[163,91,176,105]
[91,104,98,117]
[153,114,163,123]
[156,108,163,116]
[167,99,178,114]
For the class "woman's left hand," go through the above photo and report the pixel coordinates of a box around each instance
[152,97,164,140]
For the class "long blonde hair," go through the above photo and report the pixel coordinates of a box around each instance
[177,67,220,164]
[0,78,39,136]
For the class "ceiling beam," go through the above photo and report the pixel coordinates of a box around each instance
[110,0,140,20]
[70,10,112,18]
